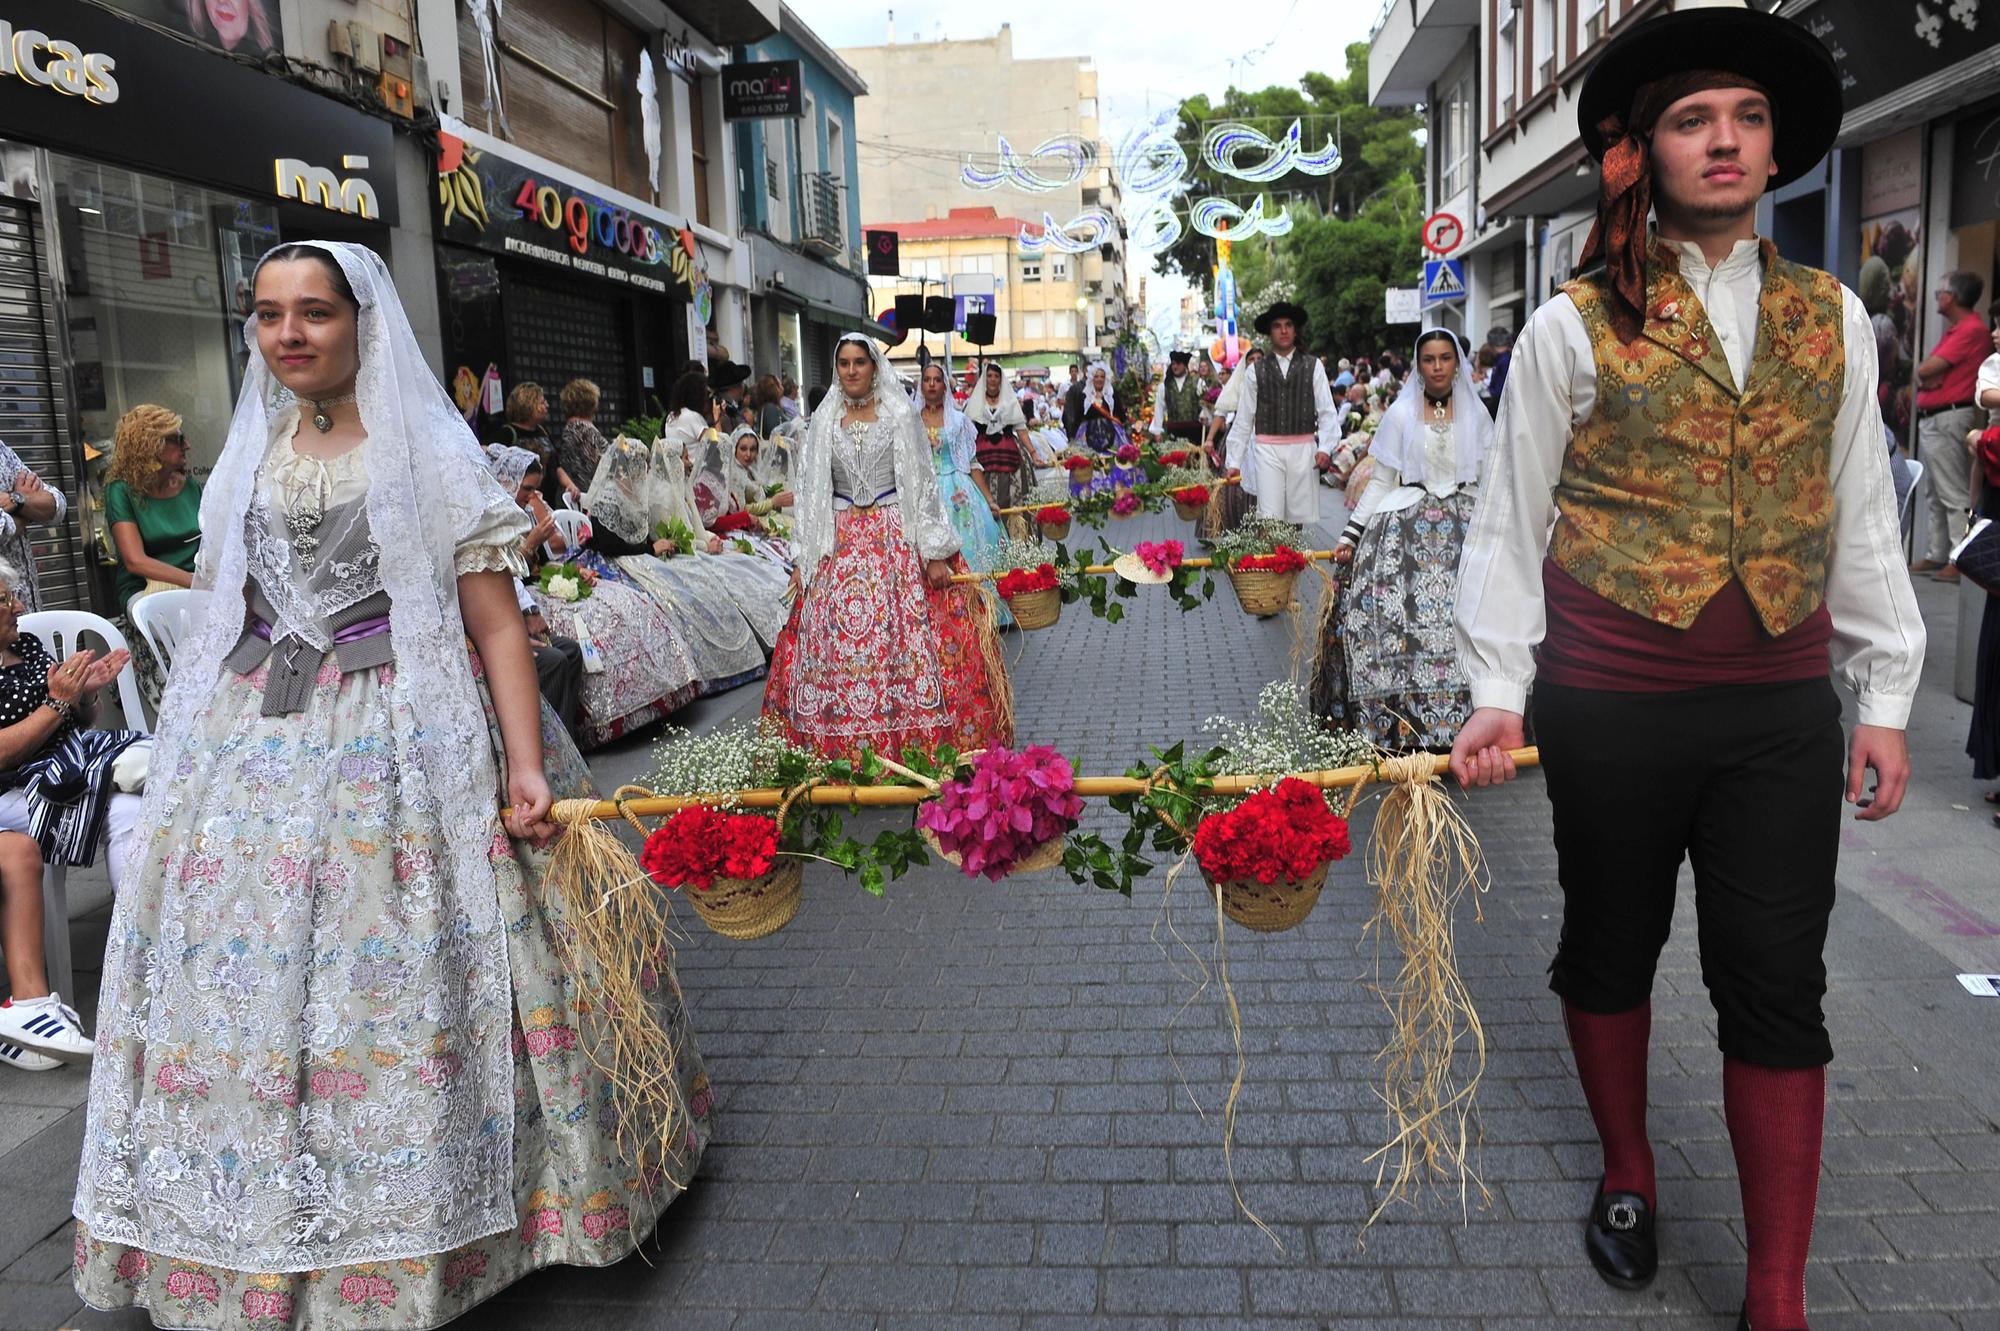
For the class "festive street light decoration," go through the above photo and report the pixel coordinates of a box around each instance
[961,134,1098,193]
[1201,118,1342,183]
[1116,110,1190,199]
[1191,193,1292,240]
[1019,209,1117,254]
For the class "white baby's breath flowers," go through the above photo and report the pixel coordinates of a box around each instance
[1204,681,1373,783]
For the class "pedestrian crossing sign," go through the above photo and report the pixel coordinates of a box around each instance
[1422,258,1466,305]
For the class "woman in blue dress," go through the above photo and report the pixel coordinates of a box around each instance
[916,360,1011,626]
[1071,360,1126,494]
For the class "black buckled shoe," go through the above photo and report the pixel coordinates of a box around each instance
[1583,1179,1657,1289]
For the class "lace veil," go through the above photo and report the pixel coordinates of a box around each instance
[583,436,658,544]
[791,332,942,586]
[1081,359,1116,415]
[963,363,1026,433]
[487,443,540,496]
[1370,326,1491,486]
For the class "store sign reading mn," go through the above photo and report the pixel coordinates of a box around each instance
[722,59,802,120]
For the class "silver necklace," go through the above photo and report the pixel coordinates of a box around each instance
[300,393,356,433]
[1425,392,1451,424]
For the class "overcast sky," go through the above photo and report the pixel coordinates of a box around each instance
[789,0,1392,341]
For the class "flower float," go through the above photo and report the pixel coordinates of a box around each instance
[916,745,1084,880]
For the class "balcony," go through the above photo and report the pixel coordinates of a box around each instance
[1368,0,1481,107]
[800,171,844,259]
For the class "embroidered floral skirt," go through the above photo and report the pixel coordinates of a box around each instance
[73,654,711,1329]
[762,506,1012,763]
[1315,493,1476,751]
[530,576,701,750]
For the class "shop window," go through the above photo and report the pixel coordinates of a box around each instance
[689,74,714,228]
[48,153,277,478]
[778,310,803,389]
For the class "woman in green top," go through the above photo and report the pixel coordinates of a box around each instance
[104,403,202,613]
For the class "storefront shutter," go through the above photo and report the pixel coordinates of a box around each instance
[0,205,87,609]
[501,268,636,432]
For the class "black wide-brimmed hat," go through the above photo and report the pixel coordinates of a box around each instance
[709,359,752,390]
[1253,301,1309,335]
[1577,6,1842,191]
[1168,348,1192,364]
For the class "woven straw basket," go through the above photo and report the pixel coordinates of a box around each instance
[1039,516,1072,541]
[921,828,1067,878]
[1205,861,1329,933]
[1173,499,1204,521]
[1228,567,1298,617]
[684,859,804,940]
[1008,586,1062,630]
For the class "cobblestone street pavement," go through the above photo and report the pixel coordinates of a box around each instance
[16,508,2000,1330]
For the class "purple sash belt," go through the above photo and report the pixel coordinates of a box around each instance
[225,590,397,716]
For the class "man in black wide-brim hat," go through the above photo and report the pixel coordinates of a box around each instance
[1222,300,1339,525]
[1450,7,1924,1329]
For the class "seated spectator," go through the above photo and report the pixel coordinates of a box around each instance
[103,404,202,614]
[0,825,92,1068]
[0,566,143,896]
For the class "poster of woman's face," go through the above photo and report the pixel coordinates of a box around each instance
[102,0,280,58]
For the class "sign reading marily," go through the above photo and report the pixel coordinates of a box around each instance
[722,59,801,120]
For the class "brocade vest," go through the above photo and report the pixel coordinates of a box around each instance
[1552,239,1844,635]
[1253,355,1317,435]
[1162,373,1203,423]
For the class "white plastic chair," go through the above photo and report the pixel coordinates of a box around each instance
[16,610,151,1012]
[127,587,211,676]
[547,507,591,559]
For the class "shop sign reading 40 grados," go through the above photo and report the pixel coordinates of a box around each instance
[437,133,706,300]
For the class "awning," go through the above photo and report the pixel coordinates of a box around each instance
[770,287,895,343]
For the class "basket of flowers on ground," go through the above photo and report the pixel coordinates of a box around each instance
[1214,517,1311,617]
[1035,504,1072,542]
[911,745,1083,879]
[994,537,1064,630]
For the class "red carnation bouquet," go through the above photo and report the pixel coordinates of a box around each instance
[711,510,756,535]
[1170,485,1211,507]
[996,564,1059,599]
[1235,545,1307,574]
[1193,778,1351,886]
[1034,505,1071,523]
[1061,455,1097,473]
[641,806,779,892]
[1158,449,1192,467]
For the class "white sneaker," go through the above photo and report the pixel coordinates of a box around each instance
[0,993,94,1063]
[0,1037,62,1071]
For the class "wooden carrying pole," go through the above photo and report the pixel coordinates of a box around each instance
[951,548,1342,584]
[553,749,1540,822]
[992,473,1241,518]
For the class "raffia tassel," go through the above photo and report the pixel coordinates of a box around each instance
[1357,751,1492,1241]
[540,794,696,1206]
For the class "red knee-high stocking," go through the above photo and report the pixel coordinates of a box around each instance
[1725,1058,1825,1331]
[1563,1001,1656,1209]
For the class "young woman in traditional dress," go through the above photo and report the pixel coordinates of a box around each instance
[763,333,1011,761]
[917,360,1011,626]
[488,444,701,746]
[1312,327,1490,749]
[656,432,791,647]
[1071,362,1126,493]
[962,361,1031,514]
[72,241,711,1327]
[578,437,769,694]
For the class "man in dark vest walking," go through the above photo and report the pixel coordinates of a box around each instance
[1223,302,1339,526]
[1150,349,1205,446]
[1451,9,1923,1329]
